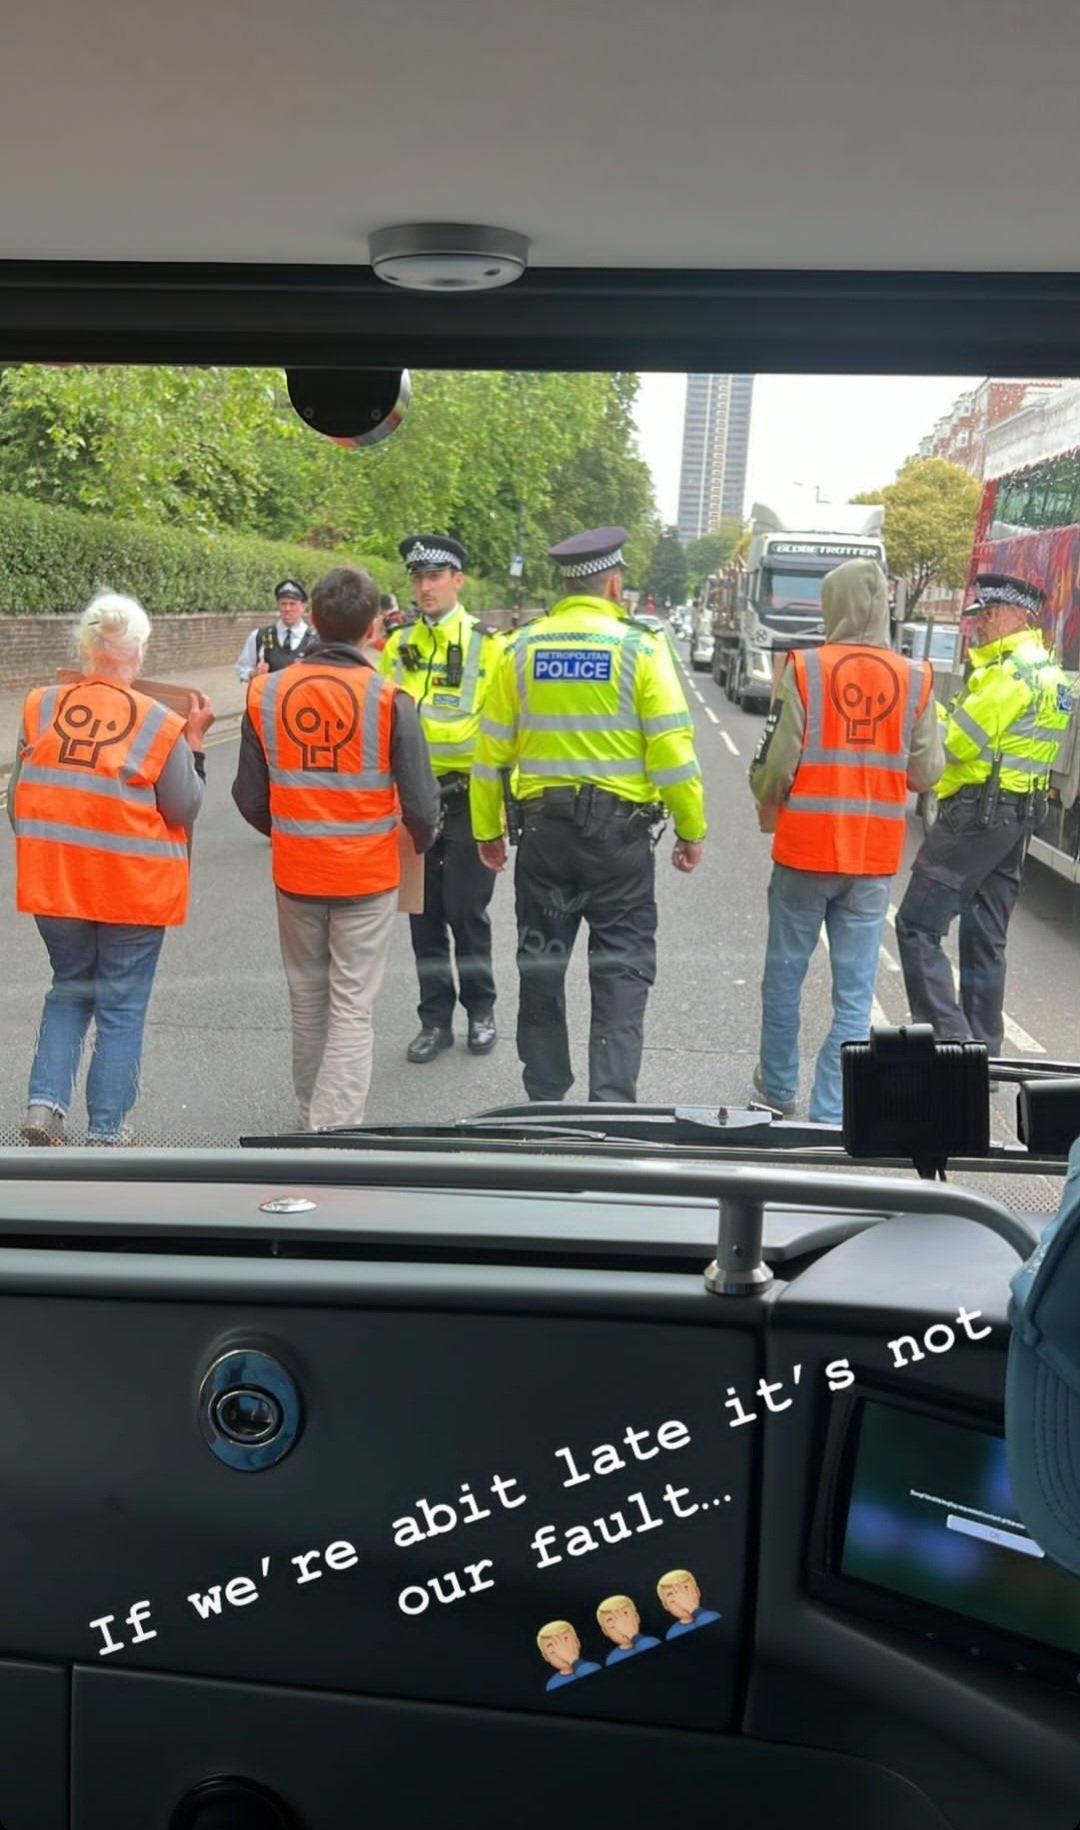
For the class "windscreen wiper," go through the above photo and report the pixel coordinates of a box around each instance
[239,1101,836,1153]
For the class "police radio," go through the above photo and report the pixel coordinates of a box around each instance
[445,642,464,688]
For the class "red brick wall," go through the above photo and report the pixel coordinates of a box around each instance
[0,614,264,691]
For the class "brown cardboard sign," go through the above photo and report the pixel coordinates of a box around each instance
[56,671,197,717]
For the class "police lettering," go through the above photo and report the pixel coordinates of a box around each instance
[533,649,614,683]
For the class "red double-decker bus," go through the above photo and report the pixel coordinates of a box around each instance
[968,450,1080,881]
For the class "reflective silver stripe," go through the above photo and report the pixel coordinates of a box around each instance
[1031,724,1069,745]
[998,754,1049,777]
[362,665,384,768]
[642,710,693,735]
[515,634,529,706]
[12,818,187,858]
[471,762,501,781]
[268,768,392,792]
[35,686,59,735]
[799,748,908,773]
[802,649,824,745]
[785,795,906,818]
[479,716,516,740]
[271,816,398,838]
[951,705,992,749]
[427,738,473,757]
[902,660,926,753]
[651,760,702,785]
[459,627,485,714]
[520,711,626,732]
[16,762,156,804]
[258,669,287,770]
[517,756,644,778]
[123,699,173,778]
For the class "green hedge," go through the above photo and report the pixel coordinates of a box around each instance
[0,494,390,615]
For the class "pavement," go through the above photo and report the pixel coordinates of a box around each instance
[0,661,249,780]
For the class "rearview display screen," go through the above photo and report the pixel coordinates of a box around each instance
[839,1401,1080,1658]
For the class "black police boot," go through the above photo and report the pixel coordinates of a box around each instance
[407,1026,454,1064]
[467,1014,497,1055]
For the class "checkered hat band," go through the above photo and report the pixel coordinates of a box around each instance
[560,548,624,578]
[405,545,460,569]
[978,582,1042,613]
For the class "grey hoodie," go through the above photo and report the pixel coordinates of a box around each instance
[748,558,944,815]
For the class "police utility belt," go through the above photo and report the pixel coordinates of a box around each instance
[949,766,1048,827]
[437,771,471,803]
[528,784,665,840]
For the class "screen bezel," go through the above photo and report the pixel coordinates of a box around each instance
[805,1380,1080,1694]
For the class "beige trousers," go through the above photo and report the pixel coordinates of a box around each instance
[275,888,397,1131]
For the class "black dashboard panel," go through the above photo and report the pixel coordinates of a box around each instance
[0,1170,1073,1830]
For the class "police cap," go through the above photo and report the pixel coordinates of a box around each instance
[971,573,1046,618]
[399,534,468,573]
[548,526,628,579]
[275,579,308,603]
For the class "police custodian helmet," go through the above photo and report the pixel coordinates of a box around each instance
[970,573,1047,617]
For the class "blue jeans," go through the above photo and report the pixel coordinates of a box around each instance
[759,864,890,1125]
[29,919,166,1141]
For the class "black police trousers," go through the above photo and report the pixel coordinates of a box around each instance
[409,796,496,1029]
[514,806,658,1103]
[895,786,1034,1054]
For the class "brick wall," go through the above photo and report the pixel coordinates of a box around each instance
[0,614,264,692]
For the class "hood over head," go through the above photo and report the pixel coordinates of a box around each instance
[822,558,890,646]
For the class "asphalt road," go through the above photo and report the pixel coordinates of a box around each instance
[0,644,1077,1156]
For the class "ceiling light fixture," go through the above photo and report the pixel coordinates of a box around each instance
[369,223,530,293]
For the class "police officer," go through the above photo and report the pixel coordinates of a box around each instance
[380,535,500,1062]
[235,581,317,683]
[896,572,1075,1051]
[470,525,707,1104]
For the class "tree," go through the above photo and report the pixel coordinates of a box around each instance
[852,458,982,613]
[646,526,688,605]
[685,522,741,589]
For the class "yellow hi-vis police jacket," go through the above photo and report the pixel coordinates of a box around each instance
[469,597,708,842]
[938,628,1075,800]
[379,604,495,777]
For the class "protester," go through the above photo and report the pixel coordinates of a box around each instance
[11,591,213,1144]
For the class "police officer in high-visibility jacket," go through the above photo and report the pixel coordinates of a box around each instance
[380,534,501,1064]
[750,558,943,1125]
[470,526,706,1105]
[896,572,1075,1052]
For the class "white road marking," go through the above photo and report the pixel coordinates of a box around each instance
[1001,1014,1046,1055]
[704,706,720,725]
[719,731,739,756]
[879,945,902,973]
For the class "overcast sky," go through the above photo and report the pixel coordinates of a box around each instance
[633,374,980,528]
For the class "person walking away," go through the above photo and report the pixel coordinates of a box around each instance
[470,526,706,1104]
[235,580,316,683]
[750,557,942,1124]
[232,566,439,1130]
[380,534,501,1062]
[11,591,213,1145]
[895,572,1075,1051]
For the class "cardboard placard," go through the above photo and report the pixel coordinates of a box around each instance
[396,822,425,914]
[56,670,197,717]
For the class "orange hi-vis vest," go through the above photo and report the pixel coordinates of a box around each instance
[247,662,400,897]
[773,645,931,875]
[14,679,190,925]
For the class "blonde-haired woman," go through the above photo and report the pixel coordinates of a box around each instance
[10,590,214,1144]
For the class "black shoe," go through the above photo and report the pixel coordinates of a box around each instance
[407,1026,454,1064]
[467,1015,497,1055]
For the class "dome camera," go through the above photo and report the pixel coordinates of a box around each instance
[285,368,411,449]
